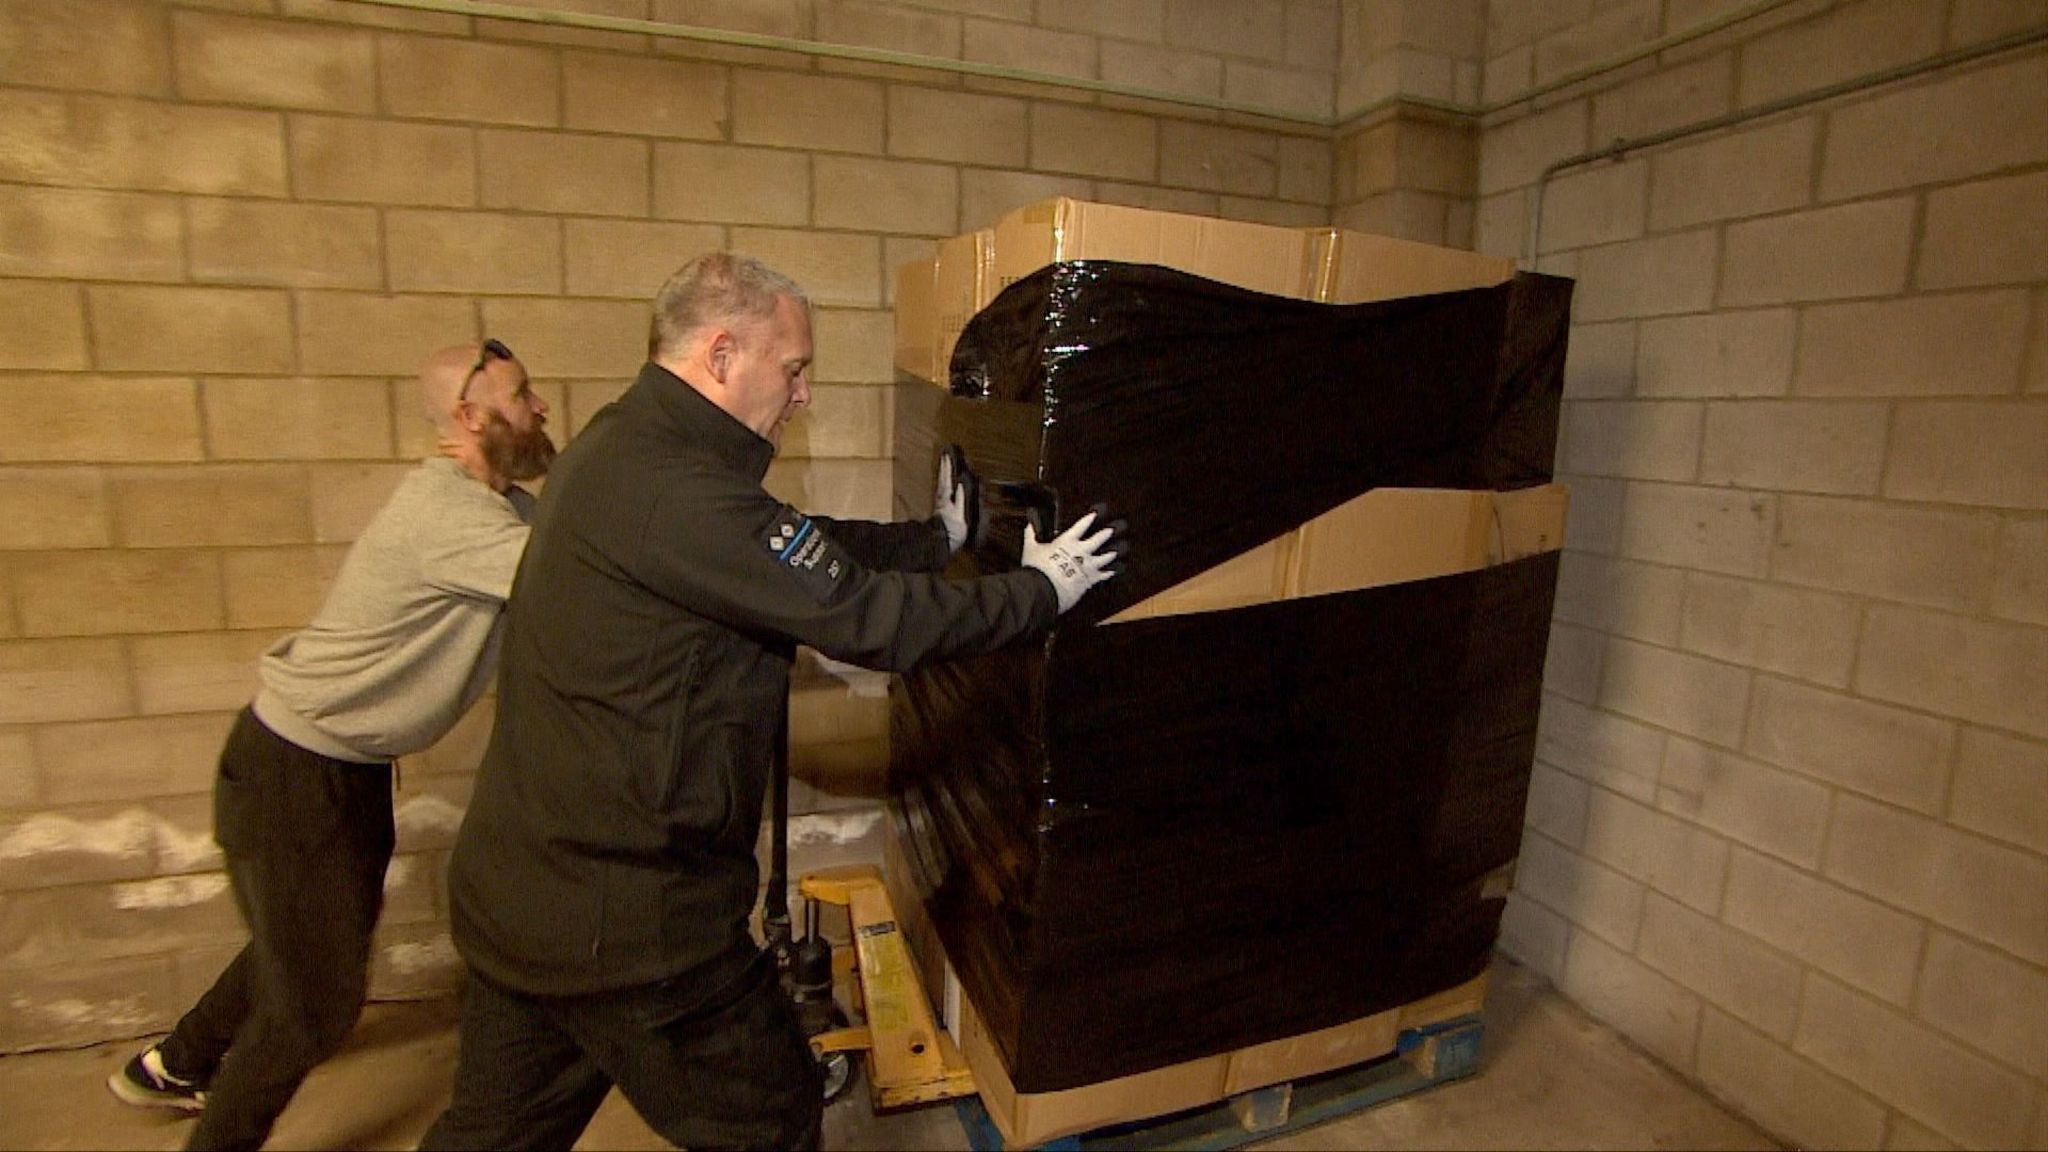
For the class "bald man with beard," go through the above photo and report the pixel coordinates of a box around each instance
[106,341,555,1152]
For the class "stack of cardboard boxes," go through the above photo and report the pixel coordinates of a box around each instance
[894,196,1528,385]
[885,198,1570,1146]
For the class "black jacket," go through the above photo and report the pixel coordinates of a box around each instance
[446,362,1054,996]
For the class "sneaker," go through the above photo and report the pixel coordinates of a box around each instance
[106,1045,207,1113]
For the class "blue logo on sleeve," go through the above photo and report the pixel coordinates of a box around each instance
[763,511,845,592]
[770,517,815,563]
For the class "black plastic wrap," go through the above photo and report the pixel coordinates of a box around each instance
[945,261,1570,628]
[889,261,1571,1093]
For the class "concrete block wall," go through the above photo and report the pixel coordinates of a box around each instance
[1332,0,1486,243]
[1476,1,2048,1147]
[0,0,1335,1052]
[5,3,2044,1147]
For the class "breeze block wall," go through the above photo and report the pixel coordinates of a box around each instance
[5,3,2045,1148]
[1471,1,2048,1147]
[0,0,1337,1050]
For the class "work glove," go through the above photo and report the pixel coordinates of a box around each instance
[936,446,978,553]
[1022,507,1125,614]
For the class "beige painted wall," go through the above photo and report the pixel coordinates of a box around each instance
[4,0,2046,1148]
[1471,1,2048,1148]
[0,0,1336,1051]
[1330,0,1484,243]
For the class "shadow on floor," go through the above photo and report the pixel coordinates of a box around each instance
[0,956,1778,1151]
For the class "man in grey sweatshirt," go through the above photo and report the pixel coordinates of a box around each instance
[105,340,556,1152]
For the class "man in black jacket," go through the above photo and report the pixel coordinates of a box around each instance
[420,253,1121,1150]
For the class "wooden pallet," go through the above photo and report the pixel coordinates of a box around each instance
[953,1012,1485,1152]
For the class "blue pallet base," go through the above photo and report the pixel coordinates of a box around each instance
[956,1014,1485,1152]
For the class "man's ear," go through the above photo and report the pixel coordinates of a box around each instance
[706,328,736,382]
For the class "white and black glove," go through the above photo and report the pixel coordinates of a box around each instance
[1022,508,1125,614]
[936,446,977,554]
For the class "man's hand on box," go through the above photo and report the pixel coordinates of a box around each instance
[936,446,978,554]
[1023,506,1125,614]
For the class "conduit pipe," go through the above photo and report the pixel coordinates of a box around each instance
[338,0,2042,272]
[1333,0,1809,125]
[1524,23,2048,269]
[349,0,1328,124]
[350,0,1807,128]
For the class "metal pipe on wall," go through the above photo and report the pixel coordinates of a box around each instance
[337,0,2044,270]
[346,0,1331,124]
[1332,0,1811,126]
[349,0,1811,130]
[1523,23,2048,270]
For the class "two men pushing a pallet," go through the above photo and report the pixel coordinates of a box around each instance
[110,250,1127,1151]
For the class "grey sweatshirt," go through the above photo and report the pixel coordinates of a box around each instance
[252,457,534,763]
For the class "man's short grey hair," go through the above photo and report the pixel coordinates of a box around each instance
[648,252,810,361]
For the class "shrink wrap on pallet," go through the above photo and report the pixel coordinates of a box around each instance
[888,258,1571,1094]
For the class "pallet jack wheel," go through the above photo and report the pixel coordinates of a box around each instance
[807,1000,858,1103]
[819,1048,856,1103]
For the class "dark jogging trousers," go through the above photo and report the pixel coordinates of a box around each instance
[419,949,823,1151]
[158,707,394,1152]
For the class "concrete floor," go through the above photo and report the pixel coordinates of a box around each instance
[0,955,1780,1151]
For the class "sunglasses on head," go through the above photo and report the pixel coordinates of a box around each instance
[459,338,514,403]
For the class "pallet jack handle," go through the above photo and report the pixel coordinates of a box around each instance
[762,684,976,1110]
[764,689,793,968]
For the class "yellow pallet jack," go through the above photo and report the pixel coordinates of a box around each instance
[794,864,977,1108]
[763,700,976,1110]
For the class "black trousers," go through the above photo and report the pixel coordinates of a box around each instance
[158,707,394,1152]
[419,952,823,1152]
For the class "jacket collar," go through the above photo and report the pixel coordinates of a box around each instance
[628,361,775,481]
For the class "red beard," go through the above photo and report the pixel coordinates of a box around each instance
[483,410,557,481]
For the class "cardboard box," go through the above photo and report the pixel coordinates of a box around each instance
[989,197,1322,303]
[882,200,1568,1105]
[882,820,1488,1149]
[893,229,993,384]
[955,972,1487,1148]
[934,228,992,383]
[1308,228,1515,304]
[891,256,937,384]
[889,378,944,522]
[894,199,1522,382]
[890,230,987,384]
[1105,484,1569,624]
[892,197,1322,382]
